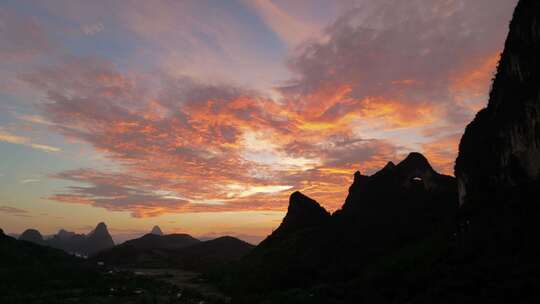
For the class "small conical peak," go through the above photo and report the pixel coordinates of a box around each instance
[150,225,163,236]
[373,161,396,177]
[383,161,396,170]
[91,222,110,236]
[0,228,4,236]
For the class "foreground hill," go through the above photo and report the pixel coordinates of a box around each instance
[121,232,200,250]
[94,233,254,272]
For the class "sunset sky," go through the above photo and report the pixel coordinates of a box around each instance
[0,0,517,243]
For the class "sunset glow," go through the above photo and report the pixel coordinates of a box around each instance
[0,0,517,243]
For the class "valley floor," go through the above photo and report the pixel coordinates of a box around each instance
[125,268,230,302]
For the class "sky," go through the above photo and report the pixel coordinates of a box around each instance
[0,0,517,244]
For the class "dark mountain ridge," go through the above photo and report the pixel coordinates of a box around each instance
[19,222,115,256]
[121,232,200,250]
[238,152,458,293]
[94,233,254,272]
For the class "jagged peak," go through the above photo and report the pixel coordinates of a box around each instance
[271,191,330,237]
[90,222,111,237]
[383,161,396,170]
[290,190,307,200]
[288,191,328,214]
[373,161,396,177]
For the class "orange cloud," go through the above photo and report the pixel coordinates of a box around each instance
[451,53,501,111]
[421,133,461,175]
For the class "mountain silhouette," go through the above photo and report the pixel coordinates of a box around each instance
[265,191,330,240]
[22,222,115,257]
[165,236,254,271]
[94,233,253,271]
[19,229,45,245]
[82,222,115,255]
[150,225,163,236]
[56,229,76,241]
[237,152,458,295]
[455,0,540,206]
[120,233,200,250]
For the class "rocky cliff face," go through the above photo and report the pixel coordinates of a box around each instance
[455,0,540,206]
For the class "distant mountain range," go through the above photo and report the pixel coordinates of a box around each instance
[18,222,114,256]
[15,222,255,272]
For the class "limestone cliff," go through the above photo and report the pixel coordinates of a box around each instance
[455,0,540,205]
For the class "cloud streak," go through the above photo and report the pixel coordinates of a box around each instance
[0,206,31,217]
[0,128,61,153]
